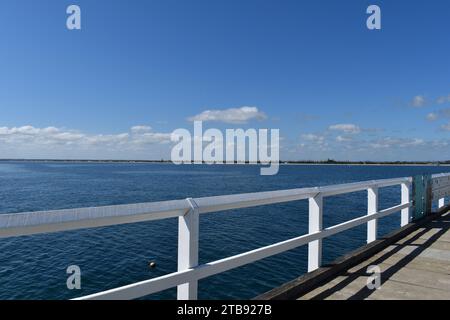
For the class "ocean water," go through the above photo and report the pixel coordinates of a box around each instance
[0,162,448,300]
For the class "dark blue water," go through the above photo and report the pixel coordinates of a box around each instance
[0,162,448,300]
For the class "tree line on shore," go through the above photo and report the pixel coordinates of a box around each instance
[1,158,449,165]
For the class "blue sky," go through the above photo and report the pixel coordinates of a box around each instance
[0,0,449,161]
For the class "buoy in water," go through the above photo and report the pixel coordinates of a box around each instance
[148,261,156,269]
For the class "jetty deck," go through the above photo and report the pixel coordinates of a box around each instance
[260,210,450,300]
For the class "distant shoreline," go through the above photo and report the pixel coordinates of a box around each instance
[0,159,449,167]
[282,162,450,167]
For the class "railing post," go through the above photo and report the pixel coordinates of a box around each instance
[367,186,378,243]
[412,174,432,221]
[177,198,199,300]
[401,182,411,227]
[438,198,445,209]
[308,193,323,272]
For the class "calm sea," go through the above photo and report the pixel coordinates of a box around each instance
[0,162,448,300]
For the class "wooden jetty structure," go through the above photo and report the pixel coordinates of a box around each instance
[258,208,450,300]
[0,172,449,300]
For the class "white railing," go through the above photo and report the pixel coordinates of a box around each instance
[0,173,449,300]
[431,173,450,209]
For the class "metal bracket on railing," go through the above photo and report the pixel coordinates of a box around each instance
[412,174,432,221]
[311,187,320,199]
[184,198,200,216]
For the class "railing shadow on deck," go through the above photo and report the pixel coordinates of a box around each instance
[307,212,450,300]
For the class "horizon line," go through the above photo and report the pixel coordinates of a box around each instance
[0,159,449,164]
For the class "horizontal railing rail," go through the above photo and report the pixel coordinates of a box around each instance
[431,173,450,200]
[0,173,448,300]
[74,202,411,300]
[0,177,412,239]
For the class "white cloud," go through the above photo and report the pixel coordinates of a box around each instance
[187,106,267,124]
[426,113,438,121]
[370,137,425,149]
[131,125,152,134]
[328,124,361,134]
[442,123,450,131]
[437,95,450,104]
[426,108,450,122]
[293,120,449,160]
[301,133,325,143]
[0,125,172,151]
[336,135,352,142]
[405,138,425,146]
[411,95,426,107]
